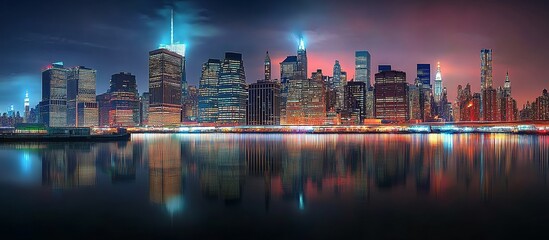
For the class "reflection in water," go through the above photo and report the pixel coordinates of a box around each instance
[2,134,549,237]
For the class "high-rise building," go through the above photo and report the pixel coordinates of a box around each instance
[139,92,150,126]
[182,85,198,122]
[296,36,308,80]
[217,52,247,125]
[343,81,366,125]
[148,48,183,126]
[158,9,187,104]
[279,56,298,124]
[355,51,371,87]
[417,64,430,88]
[97,93,111,127]
[40,62,68,127]
[482,87,499,121]
[408,79,422,121]
[378,65,392,73]
[333,60,345,111]
[264,51,272,82]
[247,81,281,125]
[532,89,549,120]
[480,49,493,92]
[66,66,98,127]
[433,62,443,103]
[374,70,409,121]
[285,78,326,125]
[198,59,221,123]
[108,72,140,127]
[24,90,30,123]
[503,71,511,97]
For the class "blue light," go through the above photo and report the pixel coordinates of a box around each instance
[21,152,31,174]
[299,193,304,210]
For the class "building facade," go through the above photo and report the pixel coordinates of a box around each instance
[247,81,281,125]
[355,51,371,87]
[217,52,247,125]
[343,81,366,125]
[374,70,409,121]
[40,62,68,127]
[148,48,183,126]
[198,59,221,123]
[108,72,140,127]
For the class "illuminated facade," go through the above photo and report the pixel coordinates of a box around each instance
[343,81,366,125]
[333,60,344,111]
[417,64,431,88]
[24,91,30,123]
[480,49,493,92]
[280,56,298,124]
[217,52,247,125]
[108,72,140,127]
[182,85,198,122]
[433,62,443,103]
[67,66,98,127]
[296,36,308,80]
[355,51,371,87]
[264,51,272,82]
[286,78,326,125]
[198,59,221,123]
[408,79,422,121]
[247,81,281,125]
[148,48,183,126]
[532,89,549,120]
[140,92,150,126]
[482,87,499,121]
[40,62,68,127]
[374,70,409,121]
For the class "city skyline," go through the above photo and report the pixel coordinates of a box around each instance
[2,0,549,112]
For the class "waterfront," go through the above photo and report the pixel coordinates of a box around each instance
[1,133,549,239]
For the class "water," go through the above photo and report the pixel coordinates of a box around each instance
[1,133,549,239]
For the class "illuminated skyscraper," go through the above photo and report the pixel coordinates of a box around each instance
[39,62,68,127]
[24,90,30,123]
[159,9,187,103]
[264,51,272,82]
[417,64,430,88]
[182,85,198,122]
[482,87,499,121]
[198,59,221,123]
[480,49,493,92]
[217,52,247,125]
[333,60,344,111]
[139,92,150,126]
[503,71,511,97]
[108,72,140,127]
[355,51,371,87]
[296,36,308,80]
[433,62,443,103]
[148,48,183,126]
[247,80,280,125]
[374,70,409,121]
[343,81,366,124]
[66,66,98,127]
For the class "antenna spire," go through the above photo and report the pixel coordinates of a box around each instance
[170,8,174,45]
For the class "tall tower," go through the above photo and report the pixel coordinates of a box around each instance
[434,62,443,103]
[198,59,222,123]
[355,51,371,88]
[504,70,511,97]
[148,49,183,126]
[24,90,30,123]
[333,60,344,111]
[296,36,307,80]
[160,9,187,104]
[480,49,493,92]
[264,51,272,81]
[40,62,68,127]
[217,52,247,125]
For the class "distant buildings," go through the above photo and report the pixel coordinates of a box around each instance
[374,70,409,121]
[217,52,247,125]
[40,62,68,127]
[148,48,183,126]
[198,59,221,123]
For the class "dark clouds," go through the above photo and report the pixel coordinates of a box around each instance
[1,0,548,112]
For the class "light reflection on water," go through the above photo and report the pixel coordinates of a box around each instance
[1,133,549,238]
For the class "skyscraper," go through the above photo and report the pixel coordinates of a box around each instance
[97,93,111,127]
[417,64,430,87]
[182,85,198,122]
[480,49,493,92]
[108,72,140,127]
[140,92,150,126]
[148,48,183,126]
[264,51,272,82]
[374,70,409,121]
[198,59,221,123]
[296,36,308,80]
[159,9,187,103]
[355,51,371,87]
[503,71,511,97]
[333,60,344,111]
[247,81,281,125]
[279,56,298,124]
[66,66,98,127]
[343,81,366,125]
[40,62,68,127]
[24,90,30,123]
[433,62,443,103]
[217,52,247,125]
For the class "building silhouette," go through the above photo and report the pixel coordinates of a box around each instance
[247,81,281,125]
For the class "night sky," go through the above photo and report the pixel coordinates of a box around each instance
[1,0,548,112]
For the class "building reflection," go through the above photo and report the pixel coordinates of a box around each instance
[146,135,182,213]
[41,143,97,189]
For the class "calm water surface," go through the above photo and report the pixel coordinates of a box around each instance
[1,133,549,239]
